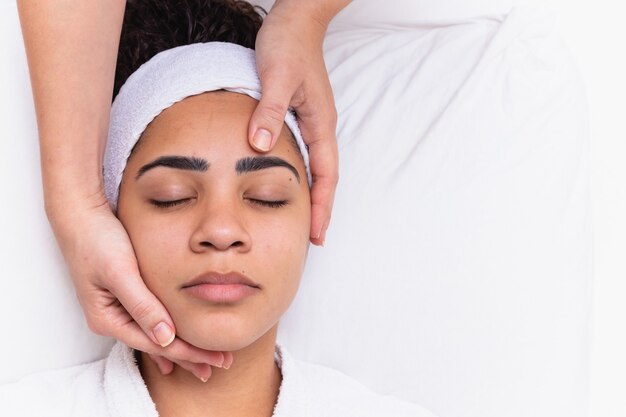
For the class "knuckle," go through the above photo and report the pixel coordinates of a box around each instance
[85,316,105,335]
[290,89,306,108]
[127,299,154,323]
[260,100,288,124]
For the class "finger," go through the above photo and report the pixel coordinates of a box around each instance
[109,268,177,348]
[223,351,234,370]
[112,319,226,368]
[148,353,174,375]
[148,353,213,382]
[308,143,338,246]
[148,354,212,382]
[159,339,225,369]
[170,358,213,382]
[292,84,338,245]
[249,68,300,152]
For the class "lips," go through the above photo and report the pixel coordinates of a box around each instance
[182,271,260,303]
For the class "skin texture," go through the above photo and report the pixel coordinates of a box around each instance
[117,91,310,417]
[16,0,349,380]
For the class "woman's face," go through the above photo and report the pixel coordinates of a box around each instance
[117,92,310,352]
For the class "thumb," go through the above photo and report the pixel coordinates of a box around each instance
[112,272,177,348]
[249,71,299,152]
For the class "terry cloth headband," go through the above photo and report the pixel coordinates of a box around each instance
[103,41,312,210]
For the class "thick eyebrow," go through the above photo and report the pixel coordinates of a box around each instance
[235,156,300,183]
[135,156,209,180]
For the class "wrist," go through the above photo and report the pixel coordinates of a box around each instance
[40,147,107,214]
[44,180,110,229]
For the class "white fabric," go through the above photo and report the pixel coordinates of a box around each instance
[0,342,436,417]
[104,41,312,209]
[0,3,591,417]
[252,0,519,23]
[276,6,591,417]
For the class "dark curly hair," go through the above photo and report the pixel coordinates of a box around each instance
[113,0,266,100]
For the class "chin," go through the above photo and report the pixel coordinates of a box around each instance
[174,315,277,353]
[189,334,256,353]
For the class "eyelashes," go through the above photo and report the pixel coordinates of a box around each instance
[149,198,288,209]
[249,199,287,209]
[150,198,189,208]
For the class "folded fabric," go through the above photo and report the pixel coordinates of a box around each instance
[0,341,436,417]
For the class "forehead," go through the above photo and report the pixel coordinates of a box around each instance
[131,91,301,165]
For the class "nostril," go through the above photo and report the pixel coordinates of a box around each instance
[198,240,244,249]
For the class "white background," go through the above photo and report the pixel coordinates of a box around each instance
[544,1,626,416]
[0,1,624,416]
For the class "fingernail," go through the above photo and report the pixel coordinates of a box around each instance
[313,221,325,240]
[153,322,175,347]
[216,352,225,368]
[223,358,231,370]
[253,129,272,151]
[197,368,211,382]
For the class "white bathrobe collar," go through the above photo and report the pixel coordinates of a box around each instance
[103,341,310,417]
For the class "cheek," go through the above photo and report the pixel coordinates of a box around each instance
[254,210,310,296]
[125,214,189,288]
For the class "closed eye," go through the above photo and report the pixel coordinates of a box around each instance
[247,198,288,208]
[150,198,191,208]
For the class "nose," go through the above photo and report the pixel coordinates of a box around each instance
[189,197,251,253]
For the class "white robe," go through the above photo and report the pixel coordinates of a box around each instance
[0,342,437,416]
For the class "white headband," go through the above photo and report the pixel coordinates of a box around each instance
[104,42,311,209]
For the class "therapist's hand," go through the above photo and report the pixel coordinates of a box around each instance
[18,0,231,382]
[249,0,350,246]
[50,201,233,380]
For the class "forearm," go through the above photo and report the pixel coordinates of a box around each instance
[271,0,351,27]
[17,1,126,219]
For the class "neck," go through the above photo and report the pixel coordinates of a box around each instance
[139,327,281,417]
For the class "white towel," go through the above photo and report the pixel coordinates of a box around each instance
[0,341,437,416]
[104,42,312,210]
